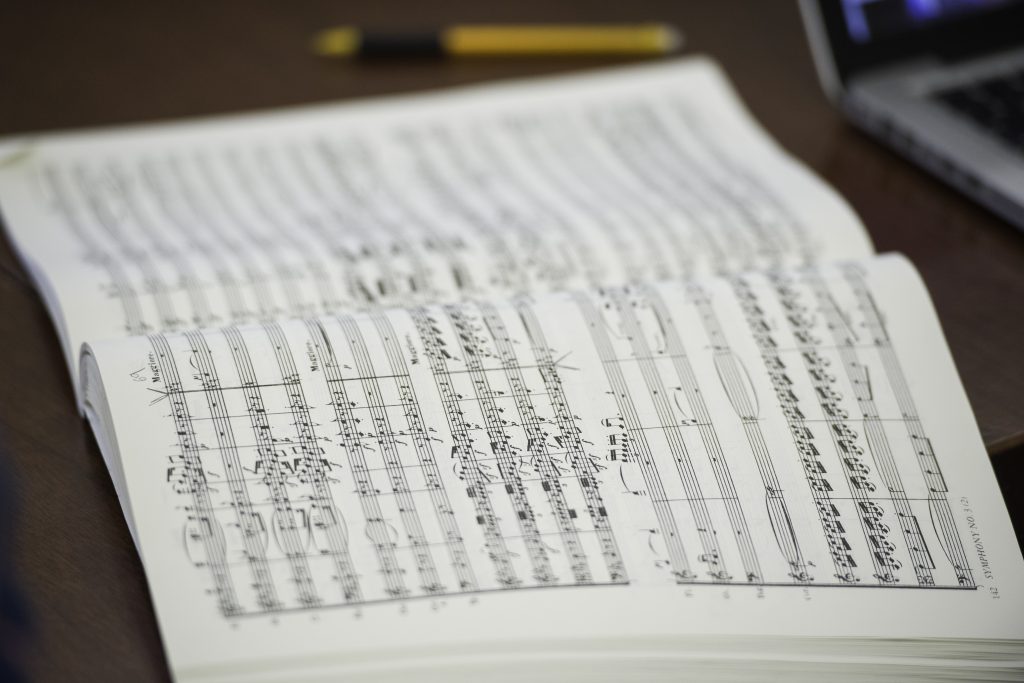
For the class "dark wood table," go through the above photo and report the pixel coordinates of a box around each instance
[2,2,1022,680]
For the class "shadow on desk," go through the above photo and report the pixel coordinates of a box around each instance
[993,447,1024,551]
[0,451,30,683]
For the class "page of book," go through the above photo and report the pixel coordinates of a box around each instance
[81,255,1024,682]
[0,57,872,380]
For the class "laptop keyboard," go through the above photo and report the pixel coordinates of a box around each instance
[933,67,1024,154]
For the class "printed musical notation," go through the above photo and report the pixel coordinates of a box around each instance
[11,59,1023,681]
[135,262,975,619]
[30,89,864,347]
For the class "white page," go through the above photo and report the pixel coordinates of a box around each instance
[0,57,871,381]
[81,255,1023,682]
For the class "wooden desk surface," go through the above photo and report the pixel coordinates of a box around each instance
[2,2,1022,681]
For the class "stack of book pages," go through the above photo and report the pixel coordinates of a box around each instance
[0,58,1020,682]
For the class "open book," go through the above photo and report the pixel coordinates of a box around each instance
[1,58,1021,682]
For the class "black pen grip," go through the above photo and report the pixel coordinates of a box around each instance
[357,31,445,58]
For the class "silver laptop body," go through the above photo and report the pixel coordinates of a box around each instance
[800,0,1024,230]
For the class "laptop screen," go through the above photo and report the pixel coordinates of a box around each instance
[841,0,1021,43]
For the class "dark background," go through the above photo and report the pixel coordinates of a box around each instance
[1,2,1022,681]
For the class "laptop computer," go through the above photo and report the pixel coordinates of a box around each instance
[800,0,1024,230]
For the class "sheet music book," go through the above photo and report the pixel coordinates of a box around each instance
[1,57,1021,682]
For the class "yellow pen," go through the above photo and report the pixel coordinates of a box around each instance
[312,24,684,59]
